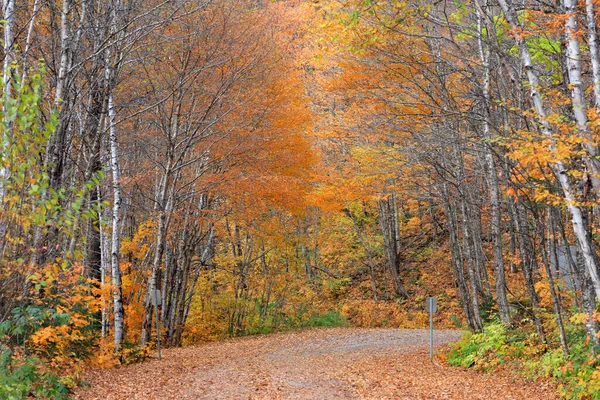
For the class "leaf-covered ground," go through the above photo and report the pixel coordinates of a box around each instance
[74,328,557,399]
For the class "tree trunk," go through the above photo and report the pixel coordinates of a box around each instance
[1,0,15,238]
[378,193,408,299]
[545,211,569,356]
[141,171,171,346]
[513,202,545,341]
[460,197,483,331]
[586,0,600,113]
[2,0,15,99]
[108,93,124,351]
[563,0,600,188]
[442,183,480,331]
[475,0,510,322]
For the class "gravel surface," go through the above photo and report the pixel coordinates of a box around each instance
[74,328,558,399]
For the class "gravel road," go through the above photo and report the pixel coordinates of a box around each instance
[74,328,558,399]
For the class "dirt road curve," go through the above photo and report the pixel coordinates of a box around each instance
[74,328,558,400]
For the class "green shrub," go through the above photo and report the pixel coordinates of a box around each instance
[305,310,348,328]
[324,278,352,299]
[0,350,69,400]
[448,322,523,371]
[0,66,102,400]
[243,308,348,336]
[448,319,600,399]
[447,331,478,368]
[448,315,462,328]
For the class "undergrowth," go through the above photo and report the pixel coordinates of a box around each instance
[243,309,349,336]
[0,351,70,400]
[448,319,600,399]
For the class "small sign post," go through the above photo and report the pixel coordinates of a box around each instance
[427,297,437,360]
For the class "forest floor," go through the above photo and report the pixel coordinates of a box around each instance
[74,328,558,399]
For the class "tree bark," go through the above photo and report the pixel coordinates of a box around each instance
[513,202,545,341]
[108,93,124,351]
[563,0,600,188]
[442,182,480,331]
[378,193,408,299]
[475,0,511,323]
[546,211,569,356]
[141,171,170,346]
[2,0,15,99]
[585,0,600,113]
[460,197,484,331]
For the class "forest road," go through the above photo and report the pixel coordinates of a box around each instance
[74,327,558,400]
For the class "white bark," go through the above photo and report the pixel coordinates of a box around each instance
[99,206,110,338]
[1,0,15,205]
[498,0,600,302]
[109,93,124,351]
[585,0,600,111]
[2,0,15,97]
[105,0,126,352]
[563,0,600,188]
[55,0,70,104]
[20,0,41,86]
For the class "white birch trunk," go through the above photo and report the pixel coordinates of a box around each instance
[2,0,14,97]
[20,0,41,86]
[105,0,125,352]
[108,93,124,351]
[563,0,600,188]
[585,0,600,111]
[498,0,600,302]
[1,0,15,205]
[99,206,110,338]
[55,0,72,105]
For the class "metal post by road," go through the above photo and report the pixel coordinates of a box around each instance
[427,297,436,361]
[430,305,433,360]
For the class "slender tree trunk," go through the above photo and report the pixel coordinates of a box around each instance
[563,0,600,188]
[442,182,479,331]
[585,0,600,112]
[475,0,510,323]
[108,93,124,351]
[557,209,582,307]
[513,202,545,341]
[546,210,569,356]
[100,223,109,338]
[2,0,15,98]
[378,193,408,299]
[20,0,41,86]
[50,0,75,190]
[300,243,313,281]
[472,203,492,298]
[141,170,171,346]
[460,198,483,331]
[86,184,103,281]
[357,225,378,302]
[1,0,15,207]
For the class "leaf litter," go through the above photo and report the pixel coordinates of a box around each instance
[74,328,558,399]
